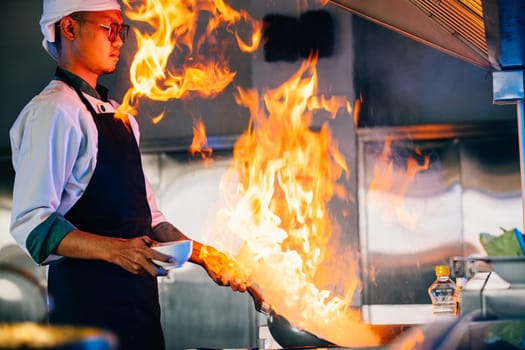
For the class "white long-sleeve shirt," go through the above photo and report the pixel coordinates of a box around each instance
[10,79,166,265]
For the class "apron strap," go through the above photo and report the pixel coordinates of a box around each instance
[54,67,99,117]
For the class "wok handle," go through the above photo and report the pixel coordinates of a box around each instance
[247,285,271,316]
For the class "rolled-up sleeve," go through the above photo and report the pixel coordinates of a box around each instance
[10,91,93,265]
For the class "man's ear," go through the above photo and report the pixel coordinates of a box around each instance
[60,17,76,40]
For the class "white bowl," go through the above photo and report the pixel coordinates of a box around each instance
[152,240,193,269]
[471,256,525,286]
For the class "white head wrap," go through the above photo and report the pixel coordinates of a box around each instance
[40,0,122,61]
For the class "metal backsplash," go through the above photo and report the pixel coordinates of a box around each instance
[357,121,522,305]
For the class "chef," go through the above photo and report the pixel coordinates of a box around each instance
[9,0,246,349]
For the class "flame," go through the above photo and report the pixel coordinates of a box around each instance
[307,95,352,119]
[353,94,362,128]
[189,117,214,165]
[203,55,380,347]
[300,0,331,7]
[117,0,262,118]
[396,329,425,350]
[120,0,379,345]
[151,112,165,124]
[368,137,430,230]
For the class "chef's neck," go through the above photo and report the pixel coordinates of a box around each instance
[57,63,99,89]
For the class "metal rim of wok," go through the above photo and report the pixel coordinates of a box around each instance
[247,286,417,348]
[267,308,335,348]
[247,286,335,348]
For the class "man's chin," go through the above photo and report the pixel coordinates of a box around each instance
[102,65,118,75]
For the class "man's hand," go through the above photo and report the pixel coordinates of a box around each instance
[109,235,173,277]
[199,245,247,292]
[54,230,174,277]
[151,222,247,291]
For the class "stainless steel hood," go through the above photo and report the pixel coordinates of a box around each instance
[329,0,525,72]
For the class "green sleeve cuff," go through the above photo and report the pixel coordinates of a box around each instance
[26,213,76,264]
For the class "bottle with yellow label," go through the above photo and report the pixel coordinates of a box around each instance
[428,265,457,315]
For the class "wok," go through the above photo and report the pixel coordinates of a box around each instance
[246,286,335,348]
[246,286,411,348]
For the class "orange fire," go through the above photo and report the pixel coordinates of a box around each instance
[307,95,353,119]
[353,94,362,128]
[368,137,430,230]
[189,117,214,165]
[202,55,380,347]
[395,329,425,350]
[300,0,331,7]
[122,0,381,345]
[118,0,261,119]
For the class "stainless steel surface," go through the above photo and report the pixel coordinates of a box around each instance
[450,256,479,279]
[158,265,257,350]
[389,309,525,350]
[493,70,525,102]
[330,0,525,72]
[409,0,487,59]
[0,264,48,323]
[358,130,462,305]
[361,304,434,325]
[356,121,518,141]
[352,13,516,128]
[491,70,525,232]
[461,271,525,319]
[468,256,525,286]
[460,134,522,249]
[329,0,490,68]
[358,122,521,305]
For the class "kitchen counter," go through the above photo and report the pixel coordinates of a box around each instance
[361,304,438,325]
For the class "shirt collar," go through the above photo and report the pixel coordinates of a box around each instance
[54,67,109,102]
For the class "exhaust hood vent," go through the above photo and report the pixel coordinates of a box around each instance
[329,0,524,71]
[458,0,483,18]
[329,0,491,69]
[409,0,487,59]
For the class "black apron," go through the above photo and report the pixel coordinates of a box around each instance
[48,68,165,350]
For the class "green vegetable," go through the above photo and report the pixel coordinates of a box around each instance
[485,320,525,348]
[479,228,524,256]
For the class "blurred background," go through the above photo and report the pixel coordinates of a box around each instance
[0,0,522,349]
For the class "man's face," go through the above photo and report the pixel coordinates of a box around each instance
[72,10,127,75]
